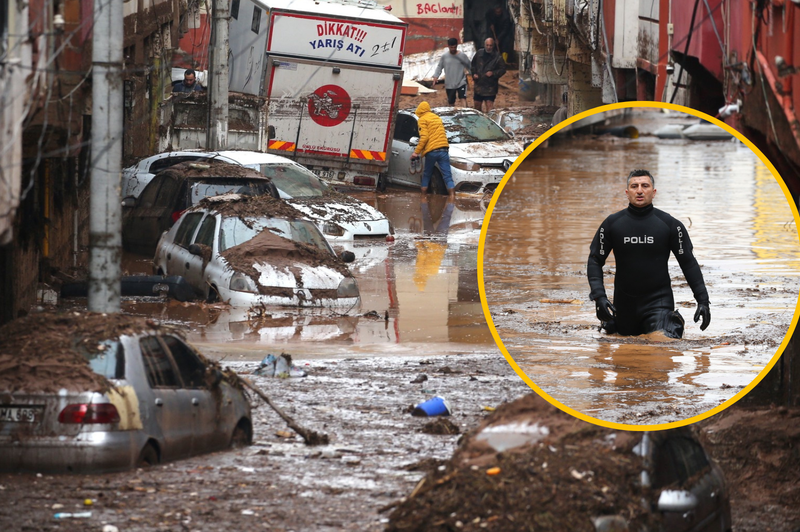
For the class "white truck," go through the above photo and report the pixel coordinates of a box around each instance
[228,0,407,189]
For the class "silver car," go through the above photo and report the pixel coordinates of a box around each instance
[0,313,252,473]
[386,107,524,194]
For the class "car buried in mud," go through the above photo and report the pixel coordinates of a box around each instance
[0,312,252,473]
[121,150,392,245]
[121,161,280,255]
[385,107,524,194]
[154,193,360,309]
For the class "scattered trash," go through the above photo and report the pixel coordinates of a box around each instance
[83,498,93,506]
[54,512,92,519]
[102,525,120,532]
[51,504,64,510]
[410,374,428,384]
[276,430,295,439]
[241,509,255,516]
[254,354,308,378]
[412,396,451,417]
[481,406,496,412]
[486,467,501,476]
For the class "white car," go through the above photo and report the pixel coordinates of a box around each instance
[154,194,361,309]
[122,150,391,243]
[386,107,524,194]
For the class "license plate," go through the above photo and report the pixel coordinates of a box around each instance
[311,169,335,180]
[0,406,43,423]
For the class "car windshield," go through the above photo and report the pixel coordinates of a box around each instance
[440,112,510,143]
[255,164,327,198]
[80,340,124,379]
[189,180,272,205]
[219,216,333,254]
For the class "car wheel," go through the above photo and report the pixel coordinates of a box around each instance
[207,285,219,303]
[137,443,159,467]
[430,169,447,195]
[230,421,252,448]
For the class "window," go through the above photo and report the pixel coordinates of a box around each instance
[441,112,510,143]
[162,336,208,388]
[153,177,180,208]
[174,212,204,248]
[231,0,240,19]
[82,340,125,379]
[653,437,711,488]
[393,114,418,142]
[138,178,162,208]
[139,336,180,388]
[251,6,261,33]
[194,215,217,248]
[256,164,327,198]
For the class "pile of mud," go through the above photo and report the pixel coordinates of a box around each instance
[222,228,351,297]
[387,394,658,532]
[0,312,162,393]
[196,193,304,220]
[162,160,265,180]
[700,405,800,512]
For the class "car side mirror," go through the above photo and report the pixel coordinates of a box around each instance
[340,251,356,263]
[657,490,699,513]
[206,367,224,387]
[188,244,203,256]
[121,197,136,207]
[409,136,419,146]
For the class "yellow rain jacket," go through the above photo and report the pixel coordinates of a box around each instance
[414,102,449,156]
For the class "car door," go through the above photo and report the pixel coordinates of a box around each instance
[159,335,229,454]
[388,114,420,188]
[654,435,729,532]
[182,214,218,299]
[137,336,196,461]
[165,212,204,282]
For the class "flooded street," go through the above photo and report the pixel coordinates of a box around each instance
[120,191,495,360]
[482,109,800,426]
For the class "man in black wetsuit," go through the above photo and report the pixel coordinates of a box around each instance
[587,169,711,338]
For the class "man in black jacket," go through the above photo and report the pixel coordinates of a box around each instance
[587,169,711,338]
[471,38,507,113]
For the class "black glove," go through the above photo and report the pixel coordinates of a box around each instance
[595,296,616,322]
[694,303,711,331]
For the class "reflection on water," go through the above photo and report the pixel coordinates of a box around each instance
[121,191,493,357]
[484,108,800,425]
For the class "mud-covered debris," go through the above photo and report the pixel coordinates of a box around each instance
[0,311,172,393]
[194,193,304,220]
[388,394,659,532]
[421,418,461,435]
[410,374,428,384]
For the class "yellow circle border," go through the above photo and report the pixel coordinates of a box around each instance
[477,100,800,431]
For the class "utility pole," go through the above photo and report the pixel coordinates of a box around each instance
[207,0,229,150]
[88,0,123,312]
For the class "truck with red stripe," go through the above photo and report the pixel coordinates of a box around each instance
[228,0,407,190]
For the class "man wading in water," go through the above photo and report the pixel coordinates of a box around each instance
[587,169,711,338]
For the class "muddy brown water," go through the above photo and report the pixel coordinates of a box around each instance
[483,109,800,426]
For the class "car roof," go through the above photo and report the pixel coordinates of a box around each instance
[155,160,269,181]
[189,193,307,220]
[399,107,487,118]
[212,150,299,166]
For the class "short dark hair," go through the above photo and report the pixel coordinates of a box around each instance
[184,69,196,77]
[447,37,458,46]
[627,169,654,186]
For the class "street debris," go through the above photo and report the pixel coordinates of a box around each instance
[253,354,308,378]
[412,396,452,417]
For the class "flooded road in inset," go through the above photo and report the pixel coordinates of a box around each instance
[120,191,495,360]
[483,109,800,426]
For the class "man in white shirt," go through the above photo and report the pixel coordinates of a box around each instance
[433,38,472,107]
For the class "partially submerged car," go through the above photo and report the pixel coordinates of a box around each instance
[386,107,524,194]
[122,160,280,255]
[154,193,361,308]
[121,150,392,243]
[0,312,252,473]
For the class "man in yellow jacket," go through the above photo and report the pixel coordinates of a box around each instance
[412,102,455,198]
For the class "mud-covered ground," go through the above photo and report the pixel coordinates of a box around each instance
[0,352,530,531]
